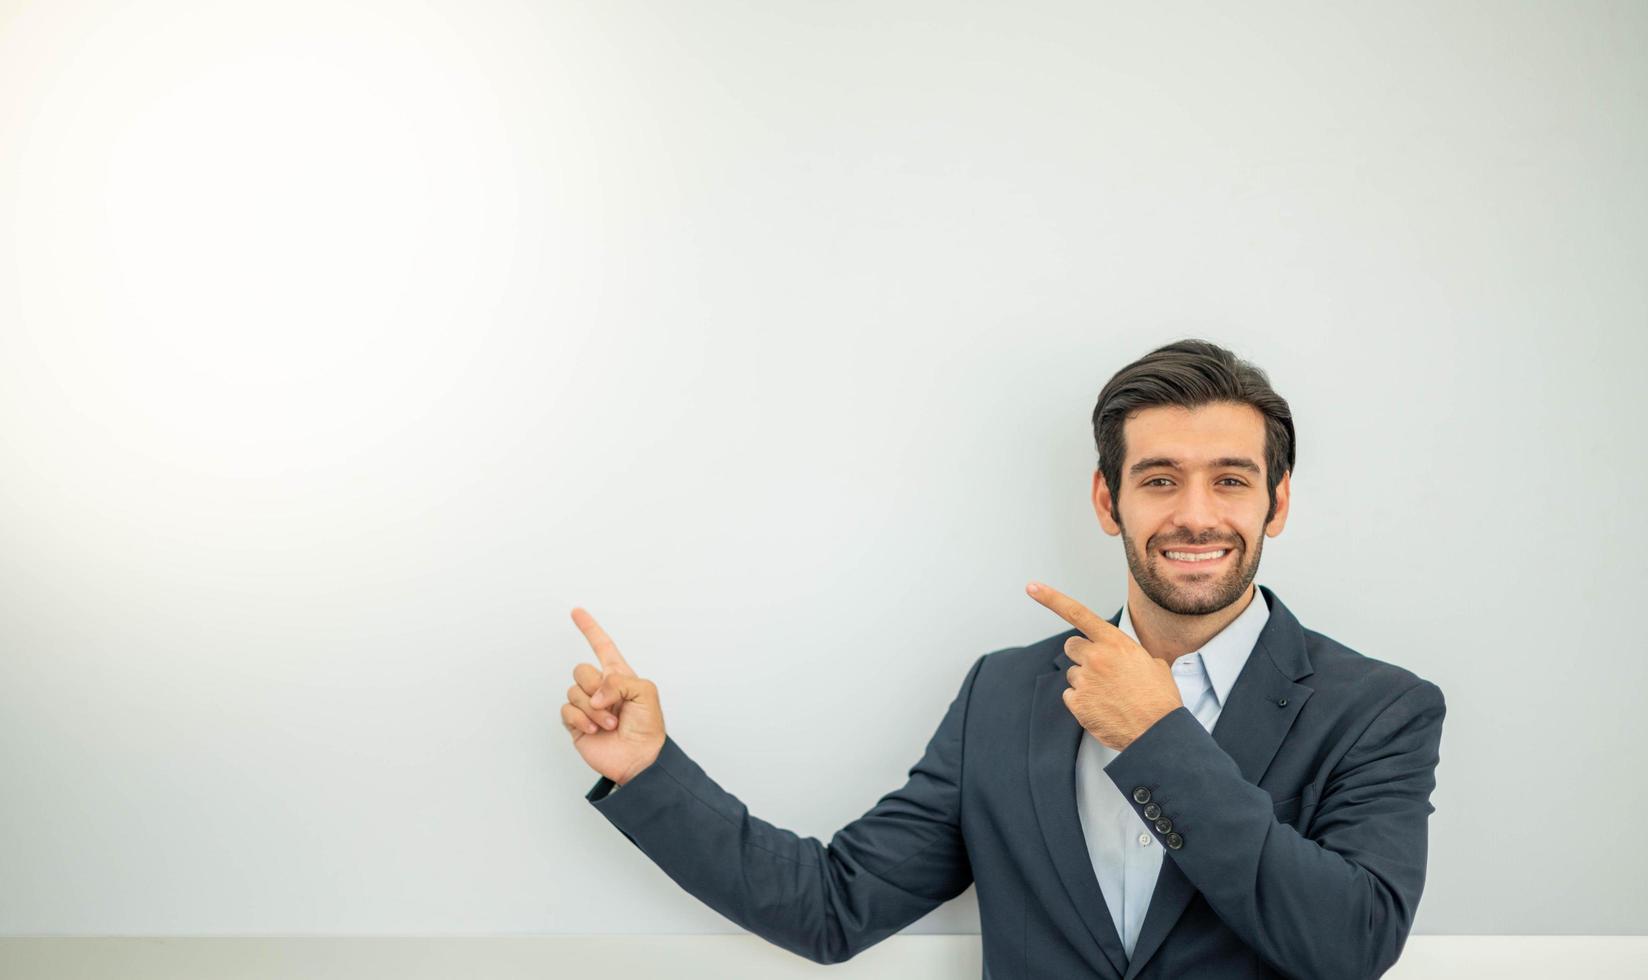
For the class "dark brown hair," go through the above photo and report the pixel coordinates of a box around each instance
[1091,339,1296,526]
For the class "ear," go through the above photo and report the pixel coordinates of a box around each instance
[1091,469,1121,536]
[1265,470,1291,537]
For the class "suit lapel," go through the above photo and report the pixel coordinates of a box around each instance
[1029,644,1131,979]
[1118,584,1316,979]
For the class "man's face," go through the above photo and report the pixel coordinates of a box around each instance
[1092,401,1290,617]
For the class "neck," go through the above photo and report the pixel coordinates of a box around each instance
[1127,582,1256,664]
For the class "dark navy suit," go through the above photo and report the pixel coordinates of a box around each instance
[586,585,1447,978]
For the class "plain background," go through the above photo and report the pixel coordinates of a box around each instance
[1,0,1643,941]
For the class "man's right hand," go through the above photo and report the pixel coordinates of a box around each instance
[563,607,667,786]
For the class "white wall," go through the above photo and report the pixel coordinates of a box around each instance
[1,0,1643,944]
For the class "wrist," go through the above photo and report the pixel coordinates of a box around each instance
[616,740,664,786]
[1128,702,1181,748]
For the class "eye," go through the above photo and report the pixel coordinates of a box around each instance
[1144,477,1248,487]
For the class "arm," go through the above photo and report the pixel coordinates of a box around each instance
[585,653,986,965]
[1102,680,1447,980]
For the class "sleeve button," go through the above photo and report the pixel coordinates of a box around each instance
[1153,817,1174,834]
[1132,786,1152,804]
[1165,832,1184,849]
[1143,803,1162,820]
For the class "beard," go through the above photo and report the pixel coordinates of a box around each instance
[1119,519,1262,616]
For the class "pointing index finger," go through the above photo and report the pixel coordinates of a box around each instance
[570,607,635,676]
[1025,581,1113,642]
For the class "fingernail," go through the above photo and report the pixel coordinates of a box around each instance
[1027,582,1040,594]
[603,716,617,729]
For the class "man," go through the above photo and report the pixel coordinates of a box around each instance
[562,339,1447,979]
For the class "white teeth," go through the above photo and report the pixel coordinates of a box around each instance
[1165,550,1227,561]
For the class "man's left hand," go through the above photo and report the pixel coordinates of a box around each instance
[1026,581,1184,752]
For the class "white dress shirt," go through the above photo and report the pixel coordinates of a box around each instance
[1074,585,1271,960]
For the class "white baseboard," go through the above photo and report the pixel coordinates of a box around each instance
[1,935,1642,978]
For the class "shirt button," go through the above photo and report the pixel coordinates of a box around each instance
[1138,832,1151,847]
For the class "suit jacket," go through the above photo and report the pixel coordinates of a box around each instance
[585,584,1447,979]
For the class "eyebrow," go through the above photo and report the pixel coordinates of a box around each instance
[1128,456,1263,477]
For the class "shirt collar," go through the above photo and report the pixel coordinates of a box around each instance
[1116,585,1271,708]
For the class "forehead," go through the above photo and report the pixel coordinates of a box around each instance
[1123,401,1266,465]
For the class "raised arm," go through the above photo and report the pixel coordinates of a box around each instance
[582,652,985,964]
[1103,680,1447,980]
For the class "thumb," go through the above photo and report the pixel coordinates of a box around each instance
[590,673,650,710]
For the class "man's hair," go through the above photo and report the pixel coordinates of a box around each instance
[1091,338,1296,526]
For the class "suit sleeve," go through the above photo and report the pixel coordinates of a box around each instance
[1102,680,1447,980]
[584,653,986,965]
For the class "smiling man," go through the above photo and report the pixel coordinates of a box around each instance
[567,339,1447,979]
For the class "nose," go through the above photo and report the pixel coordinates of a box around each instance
[1170,481,1225,539]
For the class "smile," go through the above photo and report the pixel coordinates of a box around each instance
[1160,548,1232,567]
